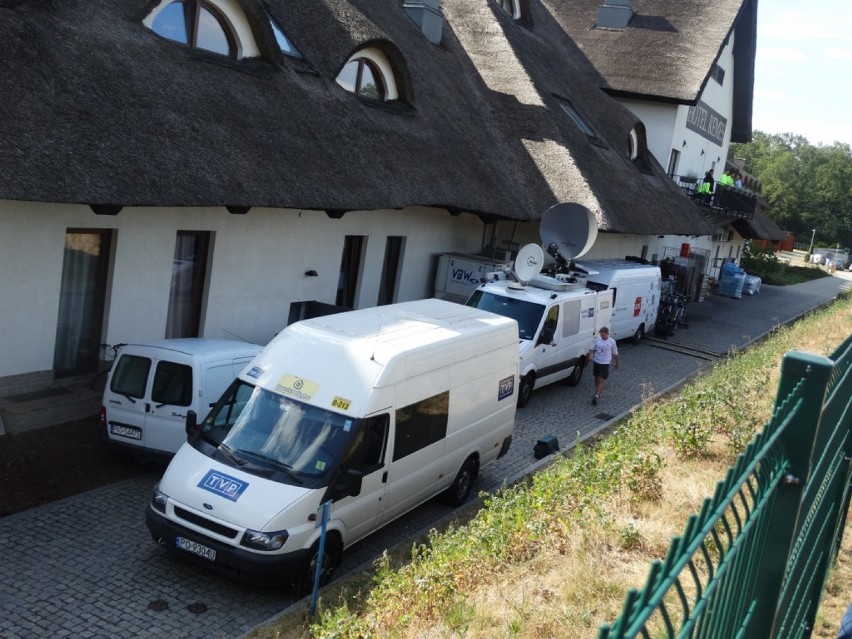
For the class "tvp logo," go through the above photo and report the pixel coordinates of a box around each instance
[198,469,249,502]
[498,375,515,401]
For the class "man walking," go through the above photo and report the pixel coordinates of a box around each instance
[588,327,619,405]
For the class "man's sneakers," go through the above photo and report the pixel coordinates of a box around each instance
[592,395,599,405]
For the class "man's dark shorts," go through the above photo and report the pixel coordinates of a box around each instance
[593,362,610,379]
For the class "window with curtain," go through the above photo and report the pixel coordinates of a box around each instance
[53,230,112,374]
[166,231,211,338]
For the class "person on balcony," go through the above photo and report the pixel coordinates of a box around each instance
[719,168,736,187]
[695,170,714,205]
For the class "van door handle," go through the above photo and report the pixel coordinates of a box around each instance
[382,471,388,484]
[145,403,151,413]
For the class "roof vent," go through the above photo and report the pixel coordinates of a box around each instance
[596,0,634,30]
[403,0,444,45]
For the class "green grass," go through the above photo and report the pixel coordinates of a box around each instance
[740,248,829,285]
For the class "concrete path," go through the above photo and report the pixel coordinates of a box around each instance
[1,272,850,639]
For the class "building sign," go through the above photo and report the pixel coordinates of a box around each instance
[686,100,727,146]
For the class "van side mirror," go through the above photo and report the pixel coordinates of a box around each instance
[333,469,363,500]
[185,410,198,439]
[537,327,555,345]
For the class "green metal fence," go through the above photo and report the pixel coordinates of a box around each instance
[599,335,852,639]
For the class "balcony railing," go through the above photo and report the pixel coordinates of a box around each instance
[672,175,756,220]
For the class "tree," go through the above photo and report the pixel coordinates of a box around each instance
[730,133,852,248]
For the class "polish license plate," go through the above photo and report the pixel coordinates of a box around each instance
[109,423,142,440]
[176,536,217,562]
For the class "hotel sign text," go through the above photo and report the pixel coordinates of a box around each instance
[686,100,727,146]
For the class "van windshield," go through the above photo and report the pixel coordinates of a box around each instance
[467,290,544,341]
[198,380,357,487]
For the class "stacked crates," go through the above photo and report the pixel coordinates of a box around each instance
[717,261,746,299]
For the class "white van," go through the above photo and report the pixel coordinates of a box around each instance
[467,272,613,407]
[100,339,263,456]
[573,260,661,343]
[144,299,518,587]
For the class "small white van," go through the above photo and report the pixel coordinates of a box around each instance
[573,260,661,343]
[468,273,613,407]
[100,339,262,456]
[144,299,518,587]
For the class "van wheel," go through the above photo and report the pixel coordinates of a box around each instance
[565,362,584,387]
[518,375,534,408]
[632,324,645,344]
[441,456,479,507]
[294,535,341,594]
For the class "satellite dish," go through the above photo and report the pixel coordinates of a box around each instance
[539,203,598,271]
[510,243,544,287]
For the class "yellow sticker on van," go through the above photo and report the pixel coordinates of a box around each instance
[331,396,352,411]
[274,374,320,401]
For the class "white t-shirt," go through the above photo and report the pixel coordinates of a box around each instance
[591,336,618,364]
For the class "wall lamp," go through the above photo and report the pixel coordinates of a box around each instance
[90,203,123,215]
[304,270,318,277]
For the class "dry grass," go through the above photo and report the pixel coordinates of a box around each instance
[249,294,852,639]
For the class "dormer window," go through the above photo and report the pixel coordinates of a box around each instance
[150,0,236,58]
[628,127,639,160]
[336,48,399,101]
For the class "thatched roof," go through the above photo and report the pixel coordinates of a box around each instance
[0,0,719,235]
[732,200,787,242]
[551,0,756,142]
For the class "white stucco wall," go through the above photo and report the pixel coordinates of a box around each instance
[618,34,737,184]
[618,100,679,171]
[0,201,484,379]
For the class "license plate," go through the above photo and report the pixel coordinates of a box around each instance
[176,536,217,562]
[109,423,142,440]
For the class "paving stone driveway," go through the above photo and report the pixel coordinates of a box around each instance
[2,273,850,639]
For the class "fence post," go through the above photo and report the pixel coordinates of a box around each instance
[745,351,834,637]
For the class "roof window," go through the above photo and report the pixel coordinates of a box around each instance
[336,48,399,101]
[269,15,302,58]
[494,0,521,19]
[556,97,599,139]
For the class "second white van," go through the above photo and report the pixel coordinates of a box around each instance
[573,259,661,343]
[100,339,263,456]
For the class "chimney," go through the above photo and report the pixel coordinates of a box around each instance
[403,0,444,45]
[596,0,634,30]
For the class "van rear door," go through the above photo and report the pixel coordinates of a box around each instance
[105,349,153,446]
[105,347,196,454]
[143,352,196,454]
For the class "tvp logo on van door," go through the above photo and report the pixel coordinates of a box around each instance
[498,375,515,401]
[198,469,249,502]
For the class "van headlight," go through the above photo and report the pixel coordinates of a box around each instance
[151,485,168,514]
[241,529,289,551]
